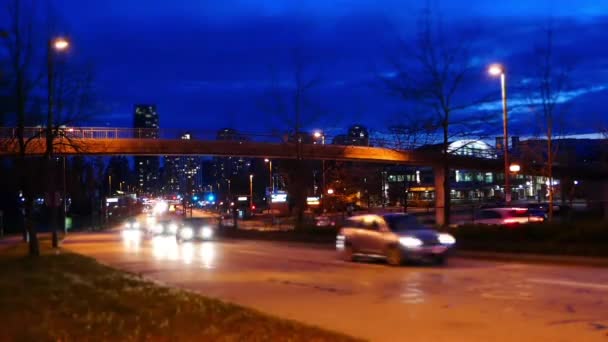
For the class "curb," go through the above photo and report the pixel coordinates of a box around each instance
[455,250,608,267]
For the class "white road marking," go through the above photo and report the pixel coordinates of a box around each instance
[528,278,608,291]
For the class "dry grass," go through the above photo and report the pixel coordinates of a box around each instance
[0,243,361,342]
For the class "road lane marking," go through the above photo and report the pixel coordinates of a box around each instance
[528,278,608,291]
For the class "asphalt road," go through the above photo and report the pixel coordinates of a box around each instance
[63,228,608,341]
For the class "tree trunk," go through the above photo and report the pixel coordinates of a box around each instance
[46,157,59,248]
[547,135,554,221]
[442,123,451,227]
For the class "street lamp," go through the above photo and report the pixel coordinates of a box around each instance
[48,37,70,248]
[509,164,521,173]
[249,174,253,208]
[313,131,326,196]
[488,63,511,204]
[264,158,273,193]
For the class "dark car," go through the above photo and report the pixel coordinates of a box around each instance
[151,219,180,237]
[336,213,455,266]
[176,217,217,243]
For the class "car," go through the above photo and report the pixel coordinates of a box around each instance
[121,218,143,241]
[176,217,217,243]
[472,207,545,226]
[336,213,456,266]
[315,215,336,228]
[150,219,180,237]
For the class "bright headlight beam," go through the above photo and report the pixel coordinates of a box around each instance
[180,227,194,240]
[399,236,423,248]
[201,227,213,239]
[438,233,456,245]
[168,224,178,234]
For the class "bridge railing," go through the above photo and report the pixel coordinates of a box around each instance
[0,126,499,158]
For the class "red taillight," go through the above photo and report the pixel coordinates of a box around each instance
[503,218,519,224]
[251,205,256,210]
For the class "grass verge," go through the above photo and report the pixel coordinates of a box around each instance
[0,243,360,342]
[446,220,608,258]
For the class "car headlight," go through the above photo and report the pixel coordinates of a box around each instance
[438,233,456,245]
[125,222,132,229]
[122,229,141,240]
[168,224,178,234]
[153,224,163,234]
[180,227,194,240]
[132,222,140,229]
[201,227,213,239]
[399,236,423,248]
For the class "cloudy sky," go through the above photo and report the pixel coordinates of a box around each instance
[51,0,608,138]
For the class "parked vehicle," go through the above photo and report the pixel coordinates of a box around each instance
[336,213,455,266]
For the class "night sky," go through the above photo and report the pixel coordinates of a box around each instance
[53,0,608,138]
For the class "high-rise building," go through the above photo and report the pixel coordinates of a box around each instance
[164,132,202,195]
[133,104,160,194]
[212,128,251,198]
[331,124,370,146]
[347,124,370,146]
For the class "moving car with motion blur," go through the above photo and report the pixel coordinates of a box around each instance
[150,219,180,237]
[176,217,217,243]
[336,213,455,266]
[472,207,545,226]
[121,218,143,241]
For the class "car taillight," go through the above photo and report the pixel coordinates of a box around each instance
[530,216,543,222]
[503,218,519,224]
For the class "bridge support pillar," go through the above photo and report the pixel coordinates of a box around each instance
[434,166,446,226]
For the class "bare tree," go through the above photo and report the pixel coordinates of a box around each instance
[1,0,47,255]
[381,6,488,226]
[1,0,98,253]
[260,49,324,225]
[528,24,573,220]
[262,49,323,142]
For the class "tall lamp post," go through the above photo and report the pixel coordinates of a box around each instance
[249,174,254,209]
[488,63,511,204]
[313,131,325,197]
[264,158,273,193]
[47,37,70,248]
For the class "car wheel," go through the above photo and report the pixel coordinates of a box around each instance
[386,246,403,266]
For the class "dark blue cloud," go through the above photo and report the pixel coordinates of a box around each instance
[51,0,608,137]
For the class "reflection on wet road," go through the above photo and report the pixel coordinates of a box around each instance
[65,231,608,342]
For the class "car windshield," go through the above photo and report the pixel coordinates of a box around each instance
[384,215,427,232]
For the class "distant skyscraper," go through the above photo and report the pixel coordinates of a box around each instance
[133,104,160,194]
[331,125,370,146]
[347,124,370,146]
[164,132,202,195]
[213,128,251,198]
